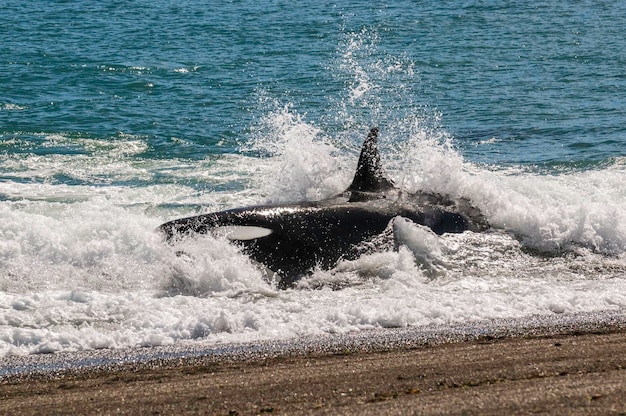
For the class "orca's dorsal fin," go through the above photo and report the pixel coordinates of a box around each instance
[347,127,395,193]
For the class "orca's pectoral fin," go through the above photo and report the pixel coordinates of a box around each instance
[347,127,395,193]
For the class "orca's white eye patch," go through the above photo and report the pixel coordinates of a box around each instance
[213,226,273,241]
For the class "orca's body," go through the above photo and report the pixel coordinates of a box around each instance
[159,128,487,287]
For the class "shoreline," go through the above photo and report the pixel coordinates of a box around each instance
[2,310,624,380]
[1,311,625,414]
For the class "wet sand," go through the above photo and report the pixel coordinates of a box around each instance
[1,313,625,415]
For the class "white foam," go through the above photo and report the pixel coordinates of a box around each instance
[245,104,351,203]
[1,123,625,357]
[392,217,449,277]
[389,128,626,255]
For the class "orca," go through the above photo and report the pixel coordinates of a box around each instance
[158,127,488,288]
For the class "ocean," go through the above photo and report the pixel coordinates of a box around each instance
[1,0,624,356]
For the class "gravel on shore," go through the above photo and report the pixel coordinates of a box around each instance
[1,311,625,415]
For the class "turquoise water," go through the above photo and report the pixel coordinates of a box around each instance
[3,1,625,167]
[0,1,625,355]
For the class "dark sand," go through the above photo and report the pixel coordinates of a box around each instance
[1,313,625,415]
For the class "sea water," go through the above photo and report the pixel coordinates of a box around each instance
[0,0,625,356]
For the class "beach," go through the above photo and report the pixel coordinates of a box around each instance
[2,2,626,414]
[3,0,626,393]
[2,314,625,415]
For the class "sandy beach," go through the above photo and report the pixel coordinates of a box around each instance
[1,313,625,415]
